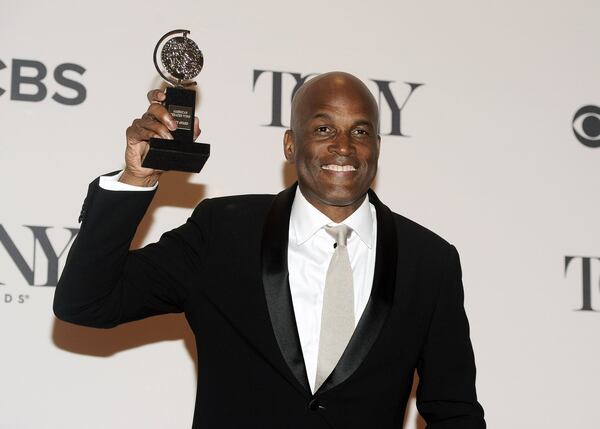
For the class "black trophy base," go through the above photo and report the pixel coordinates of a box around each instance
[143,138,210,173]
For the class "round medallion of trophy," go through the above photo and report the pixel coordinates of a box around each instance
[154,29,204,86]
[143,29,210,175]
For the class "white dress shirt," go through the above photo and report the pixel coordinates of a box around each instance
[288,188,377,392]
[99,171,157,191]
[100,172,378,393]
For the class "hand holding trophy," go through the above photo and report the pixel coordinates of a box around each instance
[142,29,210,173]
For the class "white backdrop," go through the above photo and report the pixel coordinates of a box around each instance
[1,1,599,427]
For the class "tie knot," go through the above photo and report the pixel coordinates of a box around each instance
[326,224,352,247]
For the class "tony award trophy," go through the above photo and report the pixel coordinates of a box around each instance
[142,29,210,173]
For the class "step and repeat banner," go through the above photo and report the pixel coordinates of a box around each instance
[1,0,598,427]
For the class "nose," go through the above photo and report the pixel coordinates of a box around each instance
[328,131,354,156]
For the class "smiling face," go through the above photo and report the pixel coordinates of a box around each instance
[284,72,380,222]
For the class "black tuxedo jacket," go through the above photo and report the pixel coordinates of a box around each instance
[54,177,485,428]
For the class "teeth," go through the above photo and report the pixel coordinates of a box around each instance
[322,164,357,172]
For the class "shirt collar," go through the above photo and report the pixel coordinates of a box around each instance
[290,187,374,248]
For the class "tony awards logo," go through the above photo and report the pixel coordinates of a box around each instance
[142,29,210,173]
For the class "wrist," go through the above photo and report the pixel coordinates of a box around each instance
[119,169,160,187]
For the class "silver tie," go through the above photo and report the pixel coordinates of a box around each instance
[315,224,355,391]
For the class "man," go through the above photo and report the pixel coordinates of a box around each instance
[54,72,486,428]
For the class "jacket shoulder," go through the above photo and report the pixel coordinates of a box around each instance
[201,193,275,211]
[191,193,276,225]
[391,211,454,256]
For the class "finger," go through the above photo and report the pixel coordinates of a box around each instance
[193,117,201,141]
[134,113,174,140]
[126,123,159,144]
[141,111,155,121]
[147,103,177,131]
[137,117,174,140]
[127,119,171,143]
[147,89,166,104]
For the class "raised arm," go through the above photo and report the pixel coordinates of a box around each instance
[53,90,205,328]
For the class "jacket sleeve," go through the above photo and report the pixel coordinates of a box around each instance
[416,245,486,428]
[53,176,211,328]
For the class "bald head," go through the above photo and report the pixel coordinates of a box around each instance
[290,71,379,133]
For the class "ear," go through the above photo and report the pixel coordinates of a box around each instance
[283,129,295,163]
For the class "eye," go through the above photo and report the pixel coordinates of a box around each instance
[352,128,369,136]
[315,126,332,134]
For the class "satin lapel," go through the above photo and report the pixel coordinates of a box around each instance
[261,184,311,394]
[317,189,398,394]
